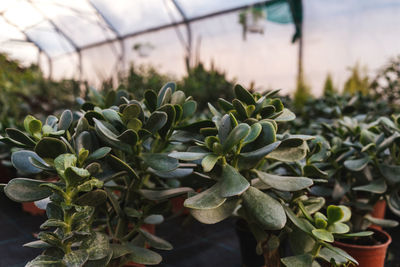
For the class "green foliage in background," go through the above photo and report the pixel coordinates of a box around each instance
[0,53,78,130]
[343,63,369,95]
[323,73,336,96]
[179,62,236,111]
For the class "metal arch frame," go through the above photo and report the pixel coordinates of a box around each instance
[26,0,84,81]
[170,0,192,69]
[0,13,53,78]
[87,0,126,74]
[69,0,282,52]
[1,0,290,80]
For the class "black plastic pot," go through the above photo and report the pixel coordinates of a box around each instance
[235,219,265,267]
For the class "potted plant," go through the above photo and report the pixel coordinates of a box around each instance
[308,115,400,267]
[0,82,207,266]
[168,85,366,266]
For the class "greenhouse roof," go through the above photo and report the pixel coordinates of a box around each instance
[1,0,400,95]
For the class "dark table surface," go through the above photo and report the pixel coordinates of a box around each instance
[0,193,399,267]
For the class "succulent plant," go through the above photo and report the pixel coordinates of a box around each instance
[168,85,361,266]
[307,115,400,231]
[0,82,202,266]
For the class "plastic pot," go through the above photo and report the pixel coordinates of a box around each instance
[371,199,386,219]
[334,228,391,267]
[235,219,266,267]
[370,199,387,230]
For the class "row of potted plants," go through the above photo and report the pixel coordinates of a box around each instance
[0,83,398,266]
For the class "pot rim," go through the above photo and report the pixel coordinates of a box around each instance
[334,228,392,250]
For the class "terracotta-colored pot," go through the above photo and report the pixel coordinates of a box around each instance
[334,228,391,267]
[371,199,386,219]
[140,223,155,235]
[22,202,45,216]
[170,196,189,215]
[370,199,386,230]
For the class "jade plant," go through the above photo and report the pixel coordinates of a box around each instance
[168,85,361,266]
[1,111,111,266]
[312,115,400,231]
[0,82,202,266]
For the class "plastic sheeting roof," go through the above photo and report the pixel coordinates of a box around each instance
[1,0,400,95]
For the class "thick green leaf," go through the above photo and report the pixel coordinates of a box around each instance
[158,104,176,137]
[157,82,175,107]
[254,170,313,191]
[171,90,186,105]
[232,99,248,120]
[222,123,250,153]
[149,167,193,179]
[140,187,193,201]
[26,255,63,267]
[94,118,126,150]
[83,232,110,260]
[238,141,281,169]
[142,153,178,172]
[337,231,373,238]
[75,189,107,206]
[86,147,112,162]
[281,254,313,267]
[344,157,369,172]
[144,90,157,111]
[323,242,358,264]
[58,110,73,131]
[267,140,308,162]
[139,229,173,250]
[35,137,67,159]
[318,247,348,265]
[191,199,238,224]
[63,249,89,267]
[284,206,315,234]
[380,164,400,184]
[219,164,250,197]
[182,100,197,119]
[242,123,262,145]
[168,151,209,161]
[253,121,276,149]
[6,128,36,147]
[312,229,334,242]
[242,186,286,230]
[303,165,328,178]
[125,245,162,265]
[274,108,296,122]
[327,205,344,224]
[23,240,52,249]
[117,130,138,146]
[218,98,234,111]
[108,154,139,180]
[387,191,400,216]
[184,184,226,209]
[218,114,232,144]
[144,214,164,224]
[353,179,387,194]
[328,222,350,234]
[364,214,399,227]
[176,120,214,132]
[11,150,44,174]
[24,115,42,137]
[144,111,168,134]
[5,178,52,202]
[201,154,220,172]
[234,84,255,105]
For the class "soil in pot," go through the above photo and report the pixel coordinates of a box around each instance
[334,228,391,267]
[235,219,266,267]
